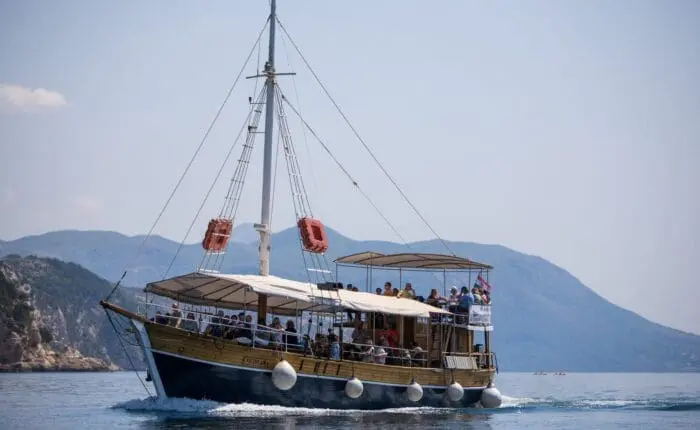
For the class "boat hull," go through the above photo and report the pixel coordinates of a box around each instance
[152,350,484,409]
[104,304,494,410]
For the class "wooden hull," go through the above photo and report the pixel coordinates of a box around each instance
[142,322,494,409]
[99,302,495,409]
[151,350,484,409]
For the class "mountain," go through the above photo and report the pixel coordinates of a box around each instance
[0,255,142,371]
[2,227,699,372]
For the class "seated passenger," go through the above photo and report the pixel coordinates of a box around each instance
[374,337,389,364]
[382,282,393,296]
[270,317,284,347]
[397,282,416,299]
[375,287,382,295]
[154,311,168,325]
[177,312,200,333]
[328,329,340,360]
[379,323,399,350]
[447,286,459,306]
[459,287,473,306]
[284,320,299,346]
[472,287,483,304]
[360,340,375,363]
[409,341,424,366]
[426,288,443,307]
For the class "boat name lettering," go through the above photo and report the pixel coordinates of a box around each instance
[242,357,270,367]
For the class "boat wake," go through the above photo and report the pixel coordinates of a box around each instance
[113,397,446,416]
[491,395,700,413]
[112,394,700,417]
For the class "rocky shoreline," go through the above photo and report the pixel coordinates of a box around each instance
[0,346,120,372]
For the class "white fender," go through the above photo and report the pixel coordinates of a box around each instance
[345,377,364,399]
[271,360,297,391]
[480,382,503,408]
[406,381,423,402]
[447,381,464,402]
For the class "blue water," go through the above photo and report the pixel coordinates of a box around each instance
[1,372,698,429]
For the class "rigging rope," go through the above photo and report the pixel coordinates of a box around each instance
[279,90,411,248]
[279,26,320,219]
[274,85,334,282]
[106,17,271,295]
[104,310,152,397]
[276,17,454,256]
[163,87,265,278]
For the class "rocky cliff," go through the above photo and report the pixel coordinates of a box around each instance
[0,255,140,371]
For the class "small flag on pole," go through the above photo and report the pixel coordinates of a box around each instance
[476,274,492,292]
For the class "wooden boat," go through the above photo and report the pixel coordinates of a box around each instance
[100,0,502,410]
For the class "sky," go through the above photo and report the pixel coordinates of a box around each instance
[0,0,698,335]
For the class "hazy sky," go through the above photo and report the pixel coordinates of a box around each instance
[1,1,698,334]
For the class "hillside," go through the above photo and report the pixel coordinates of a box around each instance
[0,255,142,371]
[2,226,699,372]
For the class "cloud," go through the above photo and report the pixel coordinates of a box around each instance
[0,83,68,111]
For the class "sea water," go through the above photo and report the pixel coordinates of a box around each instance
[0,372,698,429]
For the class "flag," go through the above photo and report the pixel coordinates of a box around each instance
[476,274,492,292]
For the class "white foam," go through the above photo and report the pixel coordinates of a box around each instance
[499,395,538,408]
[114,397,447,416]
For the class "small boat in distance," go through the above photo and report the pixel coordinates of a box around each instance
[101,0,502,410]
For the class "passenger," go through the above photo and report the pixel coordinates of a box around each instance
[374,337,389,364]
[351,321,368,344]
[382,282,393,296]
[327,327,338,343]
[350,321,368,359]
[168,304,181,326]
[329,336,341,360]
[360,340,375,363]
[472,287,483,304]
[392,287,399,296]
[481,289,491,304]
[170,303,182,319]
[410,341,424,366]
[224,315,239,339]
[284,320,299,346]
[178,312,200,333]
[380,323,399,350]
[458,287,474,323]
[238,314,254,340]
[448,286,459,306]
[209,310,225,337]
[313,333,329,357]
[447,286,460,313]
[398,283,416,299]
[270,317,284,347]
[426,288,443,306]
[154,311,168,325]
[375,287,382,295]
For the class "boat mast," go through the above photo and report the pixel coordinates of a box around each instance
[257,0,277,277]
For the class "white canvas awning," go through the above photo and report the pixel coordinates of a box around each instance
[333,289,451,318]
[144,272,317,314]
[145,271,451,318]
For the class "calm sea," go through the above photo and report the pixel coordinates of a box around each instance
[0,372,698,429]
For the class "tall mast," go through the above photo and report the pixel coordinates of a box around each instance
[257,0,277,277]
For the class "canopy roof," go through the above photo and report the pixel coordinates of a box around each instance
[145,271,450,317]
[145,272,318,315]
[334,251,493,270]
[335,289,450,317]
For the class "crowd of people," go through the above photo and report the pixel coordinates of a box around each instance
[151,302,426,366]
